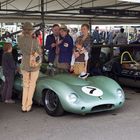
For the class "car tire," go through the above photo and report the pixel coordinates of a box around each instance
[43,89,64,116]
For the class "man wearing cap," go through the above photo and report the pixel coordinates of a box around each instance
[57,25,74,71]
[18,22,42,112]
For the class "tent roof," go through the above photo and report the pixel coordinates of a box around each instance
[0,0,140,24]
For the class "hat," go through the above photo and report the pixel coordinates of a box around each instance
[78,72,89,79]
[22,22,33,30]
[60,24,68,31]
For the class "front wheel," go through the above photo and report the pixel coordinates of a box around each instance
[43,89,64,116]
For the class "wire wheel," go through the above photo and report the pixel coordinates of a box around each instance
[43,89,64,116]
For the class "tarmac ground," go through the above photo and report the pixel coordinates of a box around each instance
[0,87,140,140]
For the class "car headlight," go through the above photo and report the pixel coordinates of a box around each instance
[117,89,124,98]
[67,93,78,103]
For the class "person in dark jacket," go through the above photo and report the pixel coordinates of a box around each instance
[130,34,140,61]
[1,42,16,103]
[45,24,60,63]
[57,25,74,71]
[92,26,101,44]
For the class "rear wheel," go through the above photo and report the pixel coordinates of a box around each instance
[43,89,64,116]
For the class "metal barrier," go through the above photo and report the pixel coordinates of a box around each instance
[92,44,140,59]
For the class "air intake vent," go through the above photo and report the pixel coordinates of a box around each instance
[91,104,114,112]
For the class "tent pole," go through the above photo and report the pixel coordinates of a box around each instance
[41,0,45,50]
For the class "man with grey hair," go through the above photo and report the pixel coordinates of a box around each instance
[113,28,128,45]
[113,28,128,54]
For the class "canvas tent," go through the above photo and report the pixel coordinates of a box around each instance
[0,0,140,24]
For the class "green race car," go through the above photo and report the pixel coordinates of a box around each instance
[0,64,125,116]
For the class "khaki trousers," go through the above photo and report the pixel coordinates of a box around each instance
[73,63,85,75]
[54,55,70,70]
[21,70,39,111]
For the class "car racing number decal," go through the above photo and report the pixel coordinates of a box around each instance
[82,86,103,97]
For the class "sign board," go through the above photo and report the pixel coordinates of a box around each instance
[80,8,140,17]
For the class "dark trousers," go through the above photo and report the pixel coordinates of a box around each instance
[1,74,14,101]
